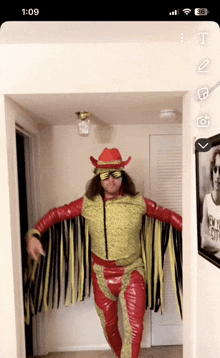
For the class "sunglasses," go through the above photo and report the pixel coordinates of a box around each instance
[213,166,220,174]
[100,170,122,180]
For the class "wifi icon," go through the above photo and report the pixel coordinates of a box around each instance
[183,8,191,15]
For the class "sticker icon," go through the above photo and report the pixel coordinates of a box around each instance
[198,87,209,101]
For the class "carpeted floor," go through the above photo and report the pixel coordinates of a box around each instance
[31,345,182,358]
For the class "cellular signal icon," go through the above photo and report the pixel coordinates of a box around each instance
[169,9,179,15]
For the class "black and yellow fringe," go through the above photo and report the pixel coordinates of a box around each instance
[141,216,183,318]
[24,216,182,325]
[24,216,91,325]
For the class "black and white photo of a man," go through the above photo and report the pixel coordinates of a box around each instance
[201,147,220,258]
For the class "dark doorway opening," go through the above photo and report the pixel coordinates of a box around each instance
[16,131,33,357]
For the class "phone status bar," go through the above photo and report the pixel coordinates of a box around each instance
[169,8,209,16]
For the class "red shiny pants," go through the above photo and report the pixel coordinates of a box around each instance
[92,254,146,358]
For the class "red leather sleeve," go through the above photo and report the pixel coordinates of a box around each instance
[35,197,84,235]
[143,197,182,232]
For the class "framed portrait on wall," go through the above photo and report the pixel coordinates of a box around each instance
[195,133,220,268]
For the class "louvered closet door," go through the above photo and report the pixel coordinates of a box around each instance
[150,134,183,346]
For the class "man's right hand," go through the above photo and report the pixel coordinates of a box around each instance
[27,236,45,262]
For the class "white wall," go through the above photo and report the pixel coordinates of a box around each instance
[0,98,19,357]
[1,42,192,94]
[1,21,220,357]
[182,86,220,358]
[182,24,220,358]
[195,84,220,357]
[0,97,41,358]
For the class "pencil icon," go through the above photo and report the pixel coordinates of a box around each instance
[198,59,209,73]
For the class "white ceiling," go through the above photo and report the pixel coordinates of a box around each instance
[8,92,185,126]
[3,21,195,125]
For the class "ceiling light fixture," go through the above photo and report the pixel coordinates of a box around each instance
[159,109,177,121]
[76,111,91,136]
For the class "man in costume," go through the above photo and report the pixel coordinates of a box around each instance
[202,147,220,256]
[26,148,182,358]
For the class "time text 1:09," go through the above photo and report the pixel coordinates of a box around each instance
[22,9,39,15]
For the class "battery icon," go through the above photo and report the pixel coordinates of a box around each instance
[194,8,209,16]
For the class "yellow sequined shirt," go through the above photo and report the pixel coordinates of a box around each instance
[82,194,146,263]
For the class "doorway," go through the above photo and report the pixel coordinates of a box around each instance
[16,130,33,357]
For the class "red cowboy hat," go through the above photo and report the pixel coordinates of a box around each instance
[90,148,132,169]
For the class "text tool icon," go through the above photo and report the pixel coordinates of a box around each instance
[198,87,209,101]
[198,32,208,45]
[195,138,212,152]
[198,60,210,73]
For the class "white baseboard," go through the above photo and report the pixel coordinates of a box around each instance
[50,341,150,353]
[53,344,111,352]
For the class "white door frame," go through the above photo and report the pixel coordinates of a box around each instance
[4,96,47,357]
